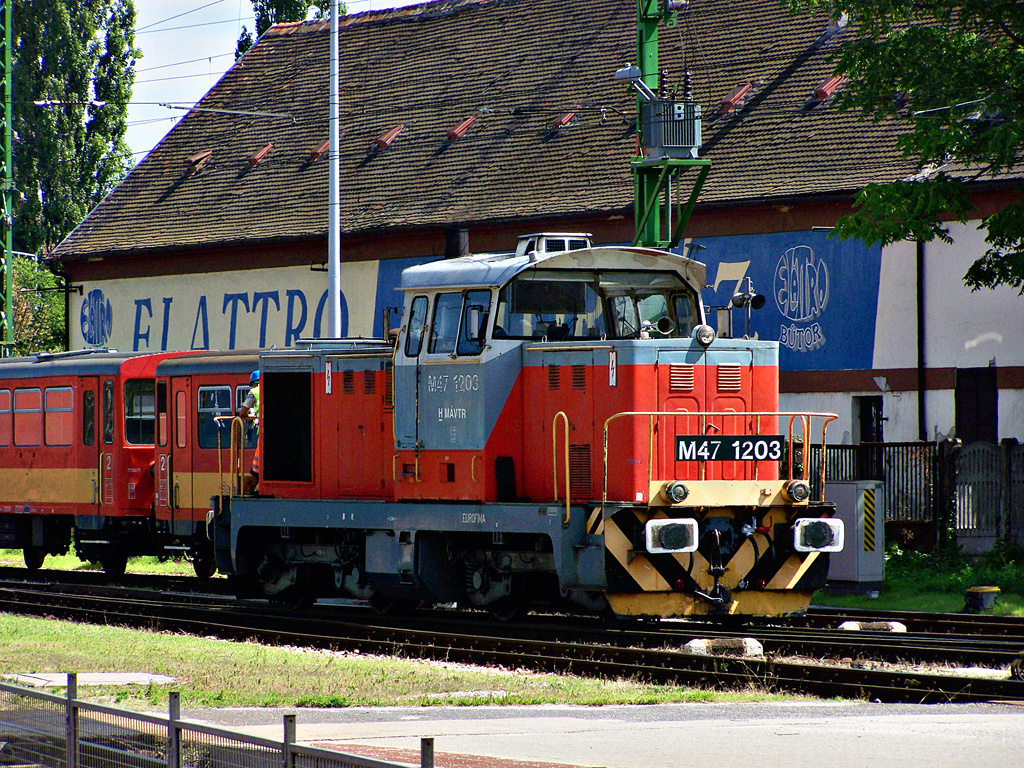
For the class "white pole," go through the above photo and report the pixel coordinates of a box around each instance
[327,0,342,338]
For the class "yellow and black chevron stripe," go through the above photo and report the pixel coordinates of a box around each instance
[863,487,876,552]
[601,505,830,617]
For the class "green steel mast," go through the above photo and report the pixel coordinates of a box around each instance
[0,0,11,354]
[629,0,710,250]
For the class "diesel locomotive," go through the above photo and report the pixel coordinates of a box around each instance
[210,233,843,619]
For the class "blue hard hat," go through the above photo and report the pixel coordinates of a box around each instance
[250,370,260,385]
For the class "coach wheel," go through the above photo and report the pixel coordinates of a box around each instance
[191,550,217,580]
[23,547,46,571]
[100,551,128,577]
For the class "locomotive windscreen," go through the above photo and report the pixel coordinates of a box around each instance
[507,278,586,314]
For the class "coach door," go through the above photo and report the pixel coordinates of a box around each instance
[78,377,101,514]
[168,377,194,531]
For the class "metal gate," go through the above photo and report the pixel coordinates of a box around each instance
[954,442,1002,553]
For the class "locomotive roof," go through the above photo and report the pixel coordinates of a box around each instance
[399,246,707,292]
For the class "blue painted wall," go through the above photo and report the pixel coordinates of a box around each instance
[691,231,882,372]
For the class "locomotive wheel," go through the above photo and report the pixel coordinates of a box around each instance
[269,582,315,611]
[488,594,529,622]
[191,550,217,580]
[100,551,128,577]
[23,547,46,571]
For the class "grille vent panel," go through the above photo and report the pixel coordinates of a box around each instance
[670,365,695,392]
[569,444,591,497]
[363,371,376,395]
[571,365,586,390]
[548,365,561,390]
[342,370,355,394]
[718,366,742,392]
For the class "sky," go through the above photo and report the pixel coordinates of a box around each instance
[129,0,415,162]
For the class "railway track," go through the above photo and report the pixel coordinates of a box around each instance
[3,574,1024,704]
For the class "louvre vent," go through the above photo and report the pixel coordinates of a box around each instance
[670,364,695,392]
[571,365,586,390]
[569,444,591,497]
[363,371,375,395]
[718,366,742,392]
[383,369,393,406]
[548,365,560,390]
[342,370,355,394]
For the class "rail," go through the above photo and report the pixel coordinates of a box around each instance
[601,410,838,512]
[0,674,426,768]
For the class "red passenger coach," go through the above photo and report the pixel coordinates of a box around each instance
[0,349,185,573]
[153,350,259,577]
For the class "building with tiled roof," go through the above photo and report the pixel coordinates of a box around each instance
[53,0,1021,460]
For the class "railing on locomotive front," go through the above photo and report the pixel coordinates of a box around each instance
[595,410,839,513]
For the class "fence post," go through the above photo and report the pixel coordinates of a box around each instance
[420,737,434,768]
[1001,438,1018,545]
[65,673,78,768]
[168,691,180,768]
[936,439,961,551]
[283,714,296,768]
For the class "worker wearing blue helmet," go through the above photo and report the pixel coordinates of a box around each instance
[237,370,261,491]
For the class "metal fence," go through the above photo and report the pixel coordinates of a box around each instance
[0,675,427,768]
[808,442,940,523]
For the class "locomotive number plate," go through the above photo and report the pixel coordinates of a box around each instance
[675,435,785,462]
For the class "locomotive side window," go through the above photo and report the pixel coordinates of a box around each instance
[235,386,258,448]
[405,295,428,357]
[429,293,463,354]
[82,390,95,446]
[0,389,10,447]
[198,386,233,449]
[457,290,491,356]
[44,387,74,447]
[102,380,114,444]
[13,388,42,447]
[124,379,156,445]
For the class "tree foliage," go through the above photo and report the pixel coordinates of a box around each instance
[235,1,335,60]
[12,256,64,355]
[787,1,1024,292]
[12,1,137,256]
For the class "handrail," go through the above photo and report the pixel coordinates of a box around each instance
[601,410,839,512]
[552,411,571,526]
[215,415,253,507]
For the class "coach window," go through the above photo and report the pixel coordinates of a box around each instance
[405,295,428,357]
[82,390,95,446]
[156,382,168,447]
[13,388,42,446]
[235,385,257,448]
[0,389,11,447]
[175,391,187,449]
[44,387,74,446]
[198,386,233,449]
[103,380,114,444]
[124,380,156,445]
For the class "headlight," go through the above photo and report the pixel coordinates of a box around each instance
[782,480,811,503]
[692,324,716,347]
[793,518,844,552]
[645,518,698,554]
[664,481,689,503]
